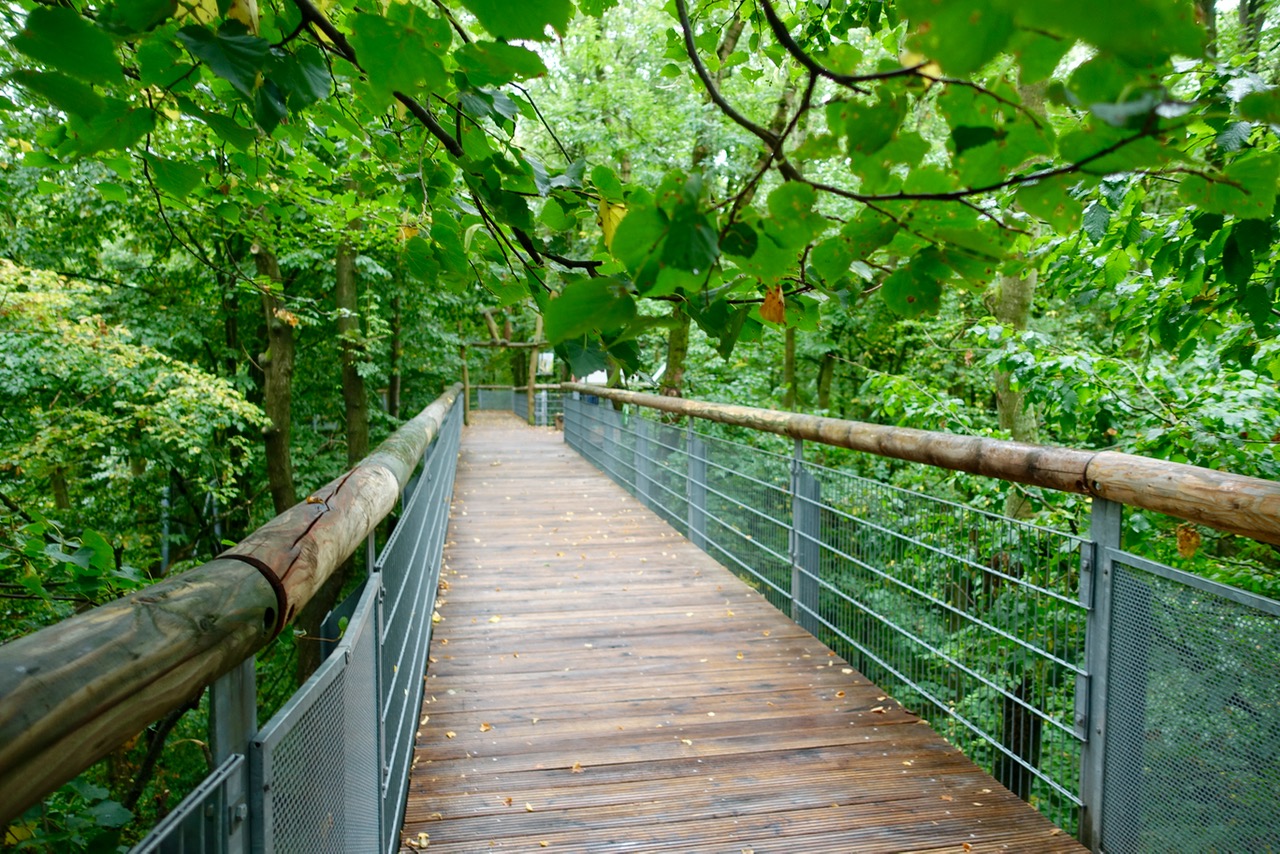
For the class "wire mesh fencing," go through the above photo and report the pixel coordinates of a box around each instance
[132,402,463,854]
[564,393,1280,847]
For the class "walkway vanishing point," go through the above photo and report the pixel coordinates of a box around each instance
[398,414,1084,853]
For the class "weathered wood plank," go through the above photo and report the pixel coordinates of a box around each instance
[400,416,1085,853]
[563,382,1280,545]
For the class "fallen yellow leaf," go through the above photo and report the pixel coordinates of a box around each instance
[570,762,584,773]
[445,731,457,739]
[480,723,493,732]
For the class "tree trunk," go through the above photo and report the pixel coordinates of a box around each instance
[254,247,296,515]
[992,81,1046,519]
[817,352,835,411]
[661,306,690,398]
[782,326,797,411]
[388,296,402,420]
[336,239,369,466]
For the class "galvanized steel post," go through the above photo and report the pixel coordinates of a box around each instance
[789,439,821,635]
[1079,496,1122,852]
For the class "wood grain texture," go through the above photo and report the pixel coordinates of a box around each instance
[563,383,1280,546]
[400,415,1084,853]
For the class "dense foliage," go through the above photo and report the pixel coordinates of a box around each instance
[1,0,1277,847]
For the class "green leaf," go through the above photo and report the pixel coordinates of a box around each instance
[97,181,128,202]
[882,251,947,317]
[457,42,548,86]
[1221,232,1253,288]
[1239,89,1280,124]
[10,70,105,120]
[1082,201,1111,242]
[1177,152,1280,220]
[86,799,132,829]
[174,97,257,150]
[827,93,904,156]
[145,154,204,198]
[721,222,758,258]
[66,103,156,156]
[662,211,718,273]
[611,204,667,271]
[840,212,899,259]
[456,0,573,40]
[1019,0,1204,67]
[810,236,854,282]
[12,8,122,83]
[105,0,176,34]
[544,277,635,344]
[404,236,437,281]
[177,23,269,100]
[270,45,330,111]
[348,14,447,102]
[591,165,624,201]
[1018,180,1083,233]
[899,0,1014,76]
[137,40,194,88]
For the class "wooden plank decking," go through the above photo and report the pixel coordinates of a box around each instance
[400,414,1085,852]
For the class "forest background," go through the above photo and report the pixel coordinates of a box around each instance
[0,0,1278,847]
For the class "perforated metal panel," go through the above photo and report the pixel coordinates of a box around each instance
[132,755,245,853]
[252,584,382,854]
[1100,555,1280,853]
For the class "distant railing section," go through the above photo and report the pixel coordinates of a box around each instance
[469,384,563,427]
[563,387,1280,854]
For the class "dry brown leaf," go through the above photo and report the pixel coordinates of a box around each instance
[760,285,786,325]
[940,795,953,802]
[479,723,493,732]
[962,844,973,852]
[504,797,513,806]
[1177,523,1202,558]
[836,691,846,698]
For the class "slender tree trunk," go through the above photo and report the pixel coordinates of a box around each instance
[991,82,1046,518]
[254,247,296,515]
[336,239,369,466]
[782,326,797,411]
[661,307,690,397]
[817,352,835,411]
[388,297,402,419]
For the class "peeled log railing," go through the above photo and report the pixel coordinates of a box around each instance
[562,383,1280,546]
[0,383,462,823]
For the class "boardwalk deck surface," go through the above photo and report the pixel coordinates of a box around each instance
[401,414,1084,853]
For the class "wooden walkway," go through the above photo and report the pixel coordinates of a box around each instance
[400,414,1084,852]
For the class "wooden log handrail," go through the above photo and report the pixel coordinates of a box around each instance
[563,383,1280,547]
[0,383,463,823]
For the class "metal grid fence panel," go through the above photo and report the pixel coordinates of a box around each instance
[562,395,1088,834]
[1100,556,1280,854]
[805,462,1087,831]
[699,434,793,613]
[131,755,245,854]
[252,583,382,854]
[377,404,462,852]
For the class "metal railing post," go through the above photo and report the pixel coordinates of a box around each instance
[635,417,651,510]
[1079,496,1122,852]
[209,660,255,853]
[687,424,707,549]
[789,439,821,636]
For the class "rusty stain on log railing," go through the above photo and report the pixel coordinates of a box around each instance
[563,383,1280,546]
[0,384,462,824]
